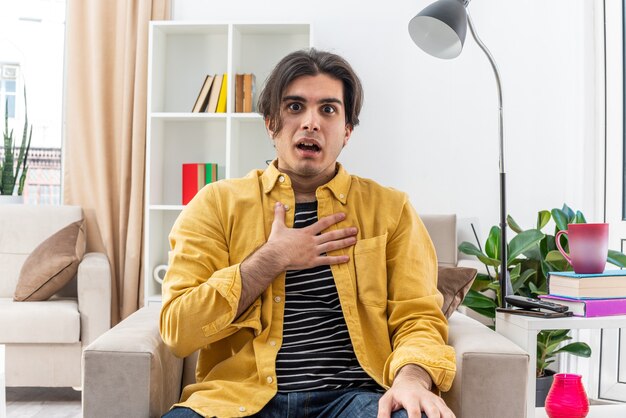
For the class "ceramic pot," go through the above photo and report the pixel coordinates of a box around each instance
[536,370,555,407]
[545,373,589,418]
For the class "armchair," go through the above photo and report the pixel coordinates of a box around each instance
[0,204,111,387]
[83,214,529,417]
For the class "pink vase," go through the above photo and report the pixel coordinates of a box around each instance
[545,373,589,418]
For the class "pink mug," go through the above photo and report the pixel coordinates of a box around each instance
[555,223,608,274]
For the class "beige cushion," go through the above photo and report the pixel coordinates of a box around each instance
[421,214,457,267]
[0,297,80,343]
[437,266,477,318]
[13,220,86,301]
[0,204,83,298]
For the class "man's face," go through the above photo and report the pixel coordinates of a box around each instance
[268,73,353,180]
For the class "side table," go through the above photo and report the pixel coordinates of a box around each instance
[495,312,626,418]
[0,344,5,418]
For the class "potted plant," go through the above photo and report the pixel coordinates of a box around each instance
[459,204,626,317]
[1,89,32,203]
[459,204,625,406]
[535,329,591,407]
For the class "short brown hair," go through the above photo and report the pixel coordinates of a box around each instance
[258,48,363,136]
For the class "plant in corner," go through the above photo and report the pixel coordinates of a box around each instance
[537,329,591,378]
[534,328,591,407]
[458,204,626,402]
[1,88,32,196]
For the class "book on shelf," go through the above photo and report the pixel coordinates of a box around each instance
[182,163,219,205]
[547,270,626,299]
[235,74,244,113]
[216,74,228,113]
[205,74,223,113]
[191,74,215,112]
[539,294,626,317]
[243,73,255,113]
[204,162,218,184]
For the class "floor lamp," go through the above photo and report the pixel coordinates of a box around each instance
[408,0,511,307]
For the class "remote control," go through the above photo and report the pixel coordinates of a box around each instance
[505,295,569,313]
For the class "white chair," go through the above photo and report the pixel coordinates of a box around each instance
[0,204,111,387]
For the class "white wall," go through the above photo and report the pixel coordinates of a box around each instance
[172,0,601,241]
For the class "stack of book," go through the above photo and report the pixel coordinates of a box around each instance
[191,74,228,113]
[539,270,626,317]
[182,163,218,205]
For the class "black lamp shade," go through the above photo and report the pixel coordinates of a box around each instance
[408,0,468,59]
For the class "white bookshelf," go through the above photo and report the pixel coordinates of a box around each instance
[144,22,311,306]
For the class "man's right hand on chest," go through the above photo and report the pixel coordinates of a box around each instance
[268,202,357,270]
[237,202,357,316]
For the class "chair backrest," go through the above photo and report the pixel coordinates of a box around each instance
[420,214,457,268]
[0,204,83,297]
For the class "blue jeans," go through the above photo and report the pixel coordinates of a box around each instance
[162,388,425,417]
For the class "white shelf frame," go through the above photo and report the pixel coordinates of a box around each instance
[144,22,311,305]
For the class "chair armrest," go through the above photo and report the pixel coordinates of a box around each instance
[77,252,112,346]
[443,311,529,418]
[83,306,183,418]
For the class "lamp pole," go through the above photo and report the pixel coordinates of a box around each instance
[466,12,510,307]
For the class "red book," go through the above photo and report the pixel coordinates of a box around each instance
[539,294,626,317]
[182,163,205,205]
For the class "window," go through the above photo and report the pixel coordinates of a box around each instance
[0,66,18,118]
[600,0,626,401]
[0,0,66,204]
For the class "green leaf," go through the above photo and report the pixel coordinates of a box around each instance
[552,209,569,231]
[509,263,521,280]
[562,204,576,223]
[523,245,542,261]
[537,210,551,230]
[607,250,626,268]
[574,211,587,224]
[485,226,501,260]
[463,289,497,308]
[553,342,592,358]
[545,250,566,263]
[477,255,501,267]
[528,281,542,295]
[540,259,552,277]
[512,269,536,293]
[458,242,486,258]
[548,329,571,339]
[470,274,492,292]
[487,282,501,291]
[538,239,549,261]
[546,340,565,355]
[545,235,557,252]
[470,281,489,292]
[508,230,545,265]
[507,215,523,234]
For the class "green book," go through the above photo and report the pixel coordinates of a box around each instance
[204,163,218,184]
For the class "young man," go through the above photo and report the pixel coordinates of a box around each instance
[160,49,456,418]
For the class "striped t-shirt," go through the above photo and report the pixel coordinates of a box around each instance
[275,201,380,392]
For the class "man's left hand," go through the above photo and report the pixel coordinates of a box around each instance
[377,364,455,418]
